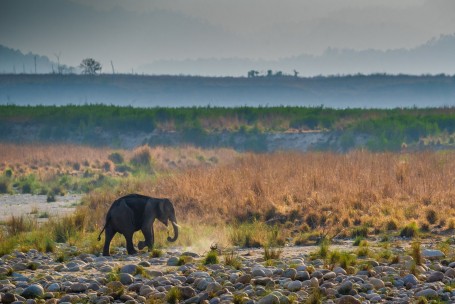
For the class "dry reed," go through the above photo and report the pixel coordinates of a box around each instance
[82,150,455,233]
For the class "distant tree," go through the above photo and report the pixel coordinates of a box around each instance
[293,69,299,77]
[267,70,273,77]
[80,58,102,75]
[247,70,259,78]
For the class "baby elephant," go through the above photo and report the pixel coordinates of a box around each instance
[98,194,179,256]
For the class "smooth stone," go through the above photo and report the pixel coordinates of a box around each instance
[427,271,444,282]
[323,272,336,280]
[422,249,445,260]
[415,288,438,298]
[120,264,137,274]
[287,281,302,292]
[69,283,88,293]
[309,277,319,288]
[311,271,323,279]
[295,271,310,281]
[167,257,180,266]
[2,293,17,304]
[257,293,280,304]
[237,274,252,284]
[46,283,60,292]
[139,285,154,297]
[283,268,297,279]
[369,278,385,289]
[402,274,418,286]
[445,268,455,278]
[119,273,134,285]
[197,279,210,291]
[99,265,113,273]
[179,286,196,299]
[138,261,151,267]
[252,268,266,277]
[338,280,353,295]
[182,251,200,258]
[21,284,44,299]
[333,267,347,275]
[338,295,361,304]
[289,258,304,265]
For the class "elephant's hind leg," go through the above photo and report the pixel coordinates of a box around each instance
[102,226,116,256]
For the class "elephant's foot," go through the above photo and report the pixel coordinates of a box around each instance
[127,248,138,255]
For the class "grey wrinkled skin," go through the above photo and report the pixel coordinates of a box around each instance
[98,194,179,256]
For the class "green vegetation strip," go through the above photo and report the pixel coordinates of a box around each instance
[1,105,455,151]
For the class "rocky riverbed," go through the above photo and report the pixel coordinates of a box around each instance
[0,244,454,304]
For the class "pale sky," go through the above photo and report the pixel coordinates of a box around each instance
[1,0,454,73]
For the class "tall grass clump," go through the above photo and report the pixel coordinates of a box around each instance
[411,240,422,266]
[264,246,282,261]
[130,146,153,169]
[400,222,419,238]
[0,176,12,193]
[204,249,219,265]
[6,215,37,235]
[224,250,242,269]
[314,236,330,259]
[166,287,182,304]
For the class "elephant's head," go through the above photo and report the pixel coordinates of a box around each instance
[158,199,179,242]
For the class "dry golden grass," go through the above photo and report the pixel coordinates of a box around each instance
[3,144,455,244]
[82,150,455,235]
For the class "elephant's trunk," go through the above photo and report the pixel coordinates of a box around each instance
[167,221,179,242]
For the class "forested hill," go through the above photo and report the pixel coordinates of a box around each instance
[1,74,454,108]
[1,105,455,152]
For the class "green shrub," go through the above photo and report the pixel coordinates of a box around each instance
[400,222,419,238]
[130,146,152,168]
[47,192,56,202]
[150,248,163,258]
[353,236,364,246]
[108,152,124,164]
[4,168,13,178]
[204,250,219,265]
[0,177,12,194]
[316,237,330,259]
[411,241,422,266]
[224,250,242,269]
[264,246,282,260]
[6,215,37,236]
[425,209,438,225]
[385,219,398,231]
[351,225,368,238]
[166,287,182,304]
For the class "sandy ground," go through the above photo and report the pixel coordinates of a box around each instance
[0,194,83,222]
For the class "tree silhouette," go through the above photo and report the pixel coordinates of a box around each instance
[80,58,102,75]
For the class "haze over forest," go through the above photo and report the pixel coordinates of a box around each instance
[1,0,455,76]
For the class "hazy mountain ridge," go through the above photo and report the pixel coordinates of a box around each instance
[1,33,454,77]
[0,45,57,74]
[139,34,455,76]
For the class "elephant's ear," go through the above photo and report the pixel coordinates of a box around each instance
[158,199,169,221]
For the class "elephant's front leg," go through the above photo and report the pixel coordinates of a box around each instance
[124,232,137,255]
[140,224,154,251]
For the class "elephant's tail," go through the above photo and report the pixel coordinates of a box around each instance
[97,215,110,241]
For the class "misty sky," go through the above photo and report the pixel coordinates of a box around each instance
[1,0,455,73]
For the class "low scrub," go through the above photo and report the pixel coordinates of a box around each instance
[400,222,419,238]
